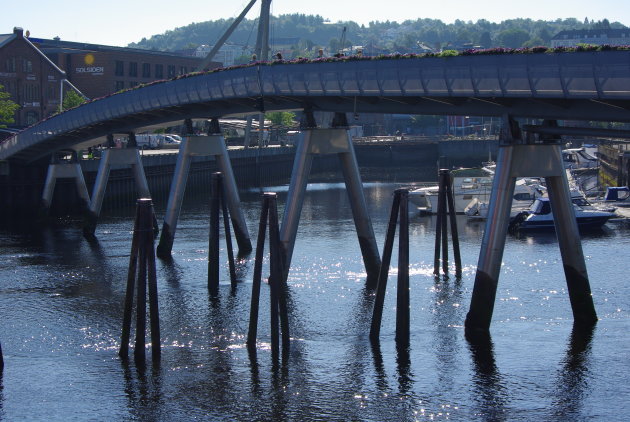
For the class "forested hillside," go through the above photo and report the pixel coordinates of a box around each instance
[128,14,625,59]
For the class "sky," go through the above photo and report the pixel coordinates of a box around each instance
[3,0,630,47]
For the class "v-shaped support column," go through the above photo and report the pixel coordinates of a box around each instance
[41,151,90,217]
[465,138,598,338]
[280,124,381,287]
[83,148,152,236]
[156,134,252,258]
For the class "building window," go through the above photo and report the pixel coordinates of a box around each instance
[23,59,33,73]
[129,81,138,88]
[129,62,138,77]
[115,61,124,76]
[5,57,16,72]
[167,65,176,78]
[179,66,187,75]
[24,83,40,102]
[26,111,39,125]
[142,63,151,78]
[47,84,57,100]
[115,81,125,91]
[155,64,163,79]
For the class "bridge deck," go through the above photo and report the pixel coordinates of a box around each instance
[2,51,630,162]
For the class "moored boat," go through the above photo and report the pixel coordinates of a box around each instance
[508,197,615,232]
[409,166,541,214]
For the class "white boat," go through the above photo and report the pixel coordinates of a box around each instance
[508,197,615,232]
[562,147,598,170]
[466,191,616,220]
[409,166,541,214]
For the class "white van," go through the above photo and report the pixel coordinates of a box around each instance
[161,134,181,148]
[135,134,161,149]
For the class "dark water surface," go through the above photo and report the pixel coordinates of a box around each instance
[1,181,629,421]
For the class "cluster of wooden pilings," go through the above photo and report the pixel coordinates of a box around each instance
[119,198,161,366]
[369,176,462,347]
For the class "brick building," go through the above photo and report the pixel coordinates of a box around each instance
[1,27,221,128]
[0,27,66,127]
[30,36,220,100]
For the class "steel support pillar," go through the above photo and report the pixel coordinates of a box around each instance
[279,127,381,286]
[41,151,90,217]
[465,139,597,338]
[83,148,152,236]
[156,135,252,258]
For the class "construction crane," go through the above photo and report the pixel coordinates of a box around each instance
[196,0,259,71]
[338,26,347,56]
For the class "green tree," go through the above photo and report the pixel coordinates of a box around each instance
[479,31,492,48]
[265,111,296,127]
[62,90,86,111]
[0,84,19,128]
[496,28,530,48]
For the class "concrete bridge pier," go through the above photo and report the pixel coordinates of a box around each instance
[465,120,597,339]
[280,113,381,287]
[41,151,90,217]
[156,122,252,258]
[83,147,153,236]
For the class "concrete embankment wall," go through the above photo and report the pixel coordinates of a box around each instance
[0,139,498,218]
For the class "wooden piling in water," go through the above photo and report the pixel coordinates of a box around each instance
[208,173,221,295]
[134,202,149,366]
[433,169,462,277]
[208,172,238,294]
[395,190,410,347]
[370,189,402,342]
[119,209,141,358]
[146,204,161,361]
[269,197,290,353]
[433,177,443,275]
[220,177,237,286]
[246,194,271,348]
[119,198,161,365]
[440,171,449,274]
[246,192,290,356]
[0,341,4,371]
[445,171,462,277]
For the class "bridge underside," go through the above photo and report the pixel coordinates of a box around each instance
[3,51,630,163]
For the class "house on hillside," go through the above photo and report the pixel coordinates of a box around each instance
[195,43,251,67]
[551,29,630,47]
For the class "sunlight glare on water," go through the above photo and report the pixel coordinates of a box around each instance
[0,181,629,421]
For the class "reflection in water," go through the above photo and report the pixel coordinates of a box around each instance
[370,340,388,392]
[122,362,164,421]
[552,324,595,419]
[0,368,4,417]
[396,343,413,394]
[432,278,464,394]
[467,335,509,422]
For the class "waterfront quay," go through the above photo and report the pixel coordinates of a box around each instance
[0,138,498,218]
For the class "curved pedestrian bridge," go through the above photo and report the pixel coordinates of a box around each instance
[2,50,630,162]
